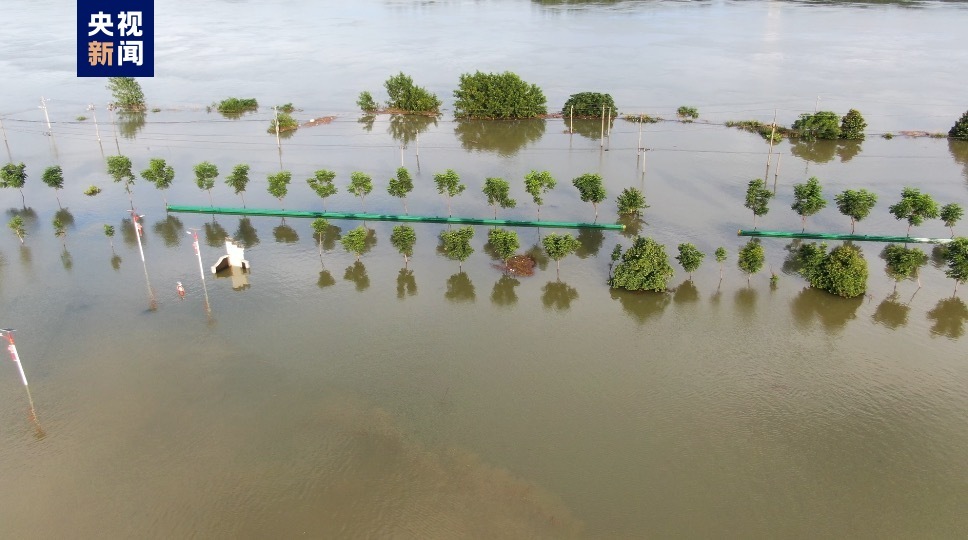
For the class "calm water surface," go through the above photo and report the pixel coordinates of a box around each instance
[1,1,967,538]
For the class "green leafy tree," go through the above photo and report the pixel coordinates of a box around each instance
[744,178,773,228]
[482,177,516,218]
[387,167,414,213]
[384,72,441,113]
[434,169,465,216]
[561,92,617,118]
[715,247,727,279]
[193,162,219,206]
[357,91,378,113]
[52,217,66,247]
[40,165,64,207]
[676,106,699,120]
[791,176,827,230]
[488,228,520,267]
[840,109,867,140]
[216,97,258,116]
[949,110,968,140]
[524,170,556,217]
[888,187,939,236]
[609,236,674,292]
[267,171,292,208]
[439,226,474,270]
[105,155,135,198]
[225,164,251,207]
[390,225,417,264]
[7,216,25,244]
[348,171,373,211]
[0,162,28,207]
[453,71,547,119]
[107,77,146,111]
[797,243,868,298]
[140,158,175,205]
[676,243,704,279]
[311,218,329,261]
[738,240,765,285]
[616,187,648,216]
[884,244,928,289]
[103,224,115,250]
[834,189,878,234]
[542,233,581,275]
[942,237,968,294]
[792,111,841,140]
[940,203,964,237]
[308,169,338,210]
[341,225,369,261]
[572,173,606,218]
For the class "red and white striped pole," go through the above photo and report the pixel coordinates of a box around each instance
[187,229,211,313]
[1,329,28,386]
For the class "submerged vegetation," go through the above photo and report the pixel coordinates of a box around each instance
[217,97,258,116]
[561,92,617,118]
[453,71,547,119]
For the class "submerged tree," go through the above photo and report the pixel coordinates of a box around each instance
[524,170,556,217]
[942,237,968,295]
[0,162,27,207]
[888,187,939,236]
[561,92,618,118]
[676,243,704,279]
[482,177,516,218]
[609,236,674,292]
[341,226,369,261]
[738,240,765,285]
[384,72,442,113]
[487,228,520,269]
[390,225,417,264]
[308,169,338,210]
[387,167,414,214]
[744,179,773,228]
[792,111,841,140]
[357,91,378,113]
[434,169,465,216]
[107,77,146,111]
[791,176,827,231]
[797,242,869,298]
[104,224,115,250]
[883,244,928,290]
[41,165,65,207]
[839,109,867,140]
[52,217,67,247]
[939,203,963,238]
[140,158,175,206]
[616,187,648,216]
[7,216,26,244]
[225,164,251,207]
[542,233,581,276]
[715,246,727,280]
[267,171,292,208]
[572,173,606,218]
[453,71,547,119]
[834,189,878,234]
[949,110,968,140]
[348,171,373,211]
[106,156,135,200]
[311,218,329,261]
[194,161,219,206]
[439,226,474,270]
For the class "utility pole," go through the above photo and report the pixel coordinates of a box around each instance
[187,229,212,314]
[1,329,29,387]
[273,106,281,150]
[88,104,102,142]
[815,95,820,112]
[109,107,120,154]
[128,209,156,310]
[599,104,605,149]
[0,117,10,161]
[765,109,777,181]
[39,97,52,135]
[773,153,782,194]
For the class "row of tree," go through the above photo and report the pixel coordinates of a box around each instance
[744,176,964,237]
[609,235,968,298]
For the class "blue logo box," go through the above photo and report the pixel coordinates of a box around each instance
[77,0,154,77]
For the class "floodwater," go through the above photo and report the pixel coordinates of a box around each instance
[2,0,968,537]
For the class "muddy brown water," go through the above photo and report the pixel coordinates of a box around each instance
[1,0,967,537]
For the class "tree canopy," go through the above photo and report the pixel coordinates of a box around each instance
[434,169,465,215]
[834,189,878,234]
[194,162,219,205]
[676,243,704,277]
[609,236,674,292]
[883,244,928,288]
[267,171,292,205]
[388,167,414,213]
[839,109,867,140]
[561,92,617,118]
[384,72,441,113]
[225,164,250,206]
[141,158,174,193]
[107,77,146,111]
[482,177,516,218]
[791,176,827,229]
[616,187,648,216]
[439,226,475,268]
[942,237,968,293]
[308,169,338,208]
[453,71,547,119]
[524,170,556,216]
[949,110,968,140]
[737,240,765,284]
[542,233,581,273]
[797,242,869,298]
[744,179,773,227]
[341,226,369,260]
[487,228,520,263]
[940,203,964,237]
[390,225,417,263]
[792,111,841,140]
[888,187,939,235]
[572,173,606,217]
[348,171,373,210]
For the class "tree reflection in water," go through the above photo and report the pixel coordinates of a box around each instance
[344,261,370,292]
[542,280,578,311]
[455,119,546,157]
[927,296,968,339]
[491,274,519,307]
[872,293,909,329]
[397,268,417,299]
[790,287,863,332]
[445,272,475,303]
[610,288,669,324]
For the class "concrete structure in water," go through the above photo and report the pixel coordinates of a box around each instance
[211,238,250,290]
